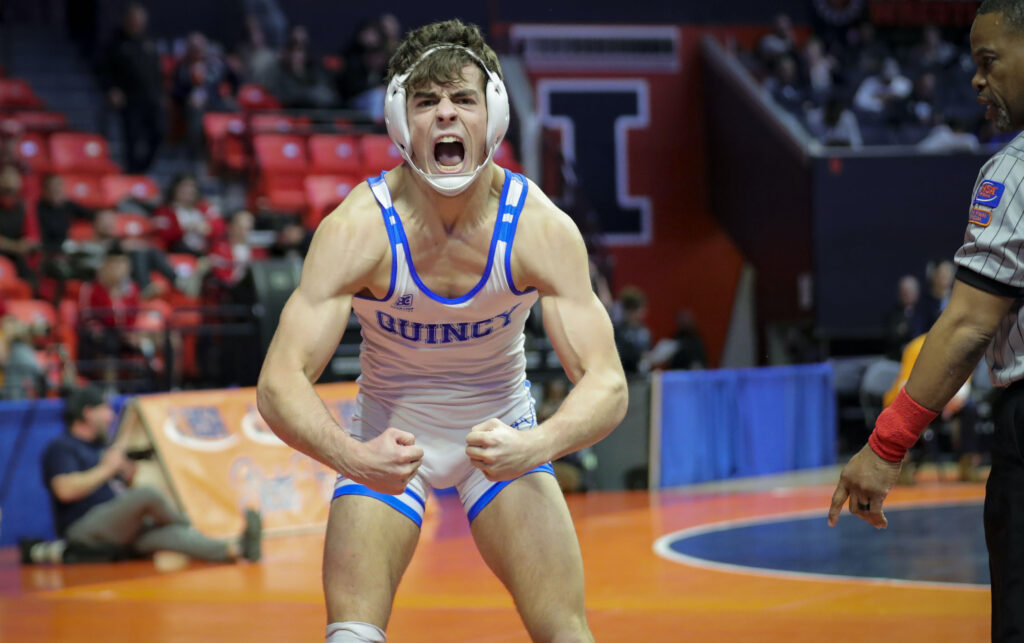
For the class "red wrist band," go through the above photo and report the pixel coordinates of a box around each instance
[868,388,939,462]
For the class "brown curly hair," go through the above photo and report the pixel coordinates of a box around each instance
[386,19,502,92]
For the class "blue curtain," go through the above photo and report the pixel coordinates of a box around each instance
[658,363,837,488]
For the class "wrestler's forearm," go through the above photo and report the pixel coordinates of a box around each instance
[256,371,356,475]
[534,369,627,461]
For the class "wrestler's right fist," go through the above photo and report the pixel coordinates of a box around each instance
[344,428,423,495]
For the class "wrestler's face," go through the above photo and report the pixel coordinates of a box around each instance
[406,64,488,175]
[971,12,1024,132]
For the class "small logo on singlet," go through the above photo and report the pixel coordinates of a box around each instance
[393,294,414,310]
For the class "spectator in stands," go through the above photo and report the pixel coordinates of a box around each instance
[667,309,708,370]
[0,315,46,399]
[172,32,240,163]
[269,218,311,259]
[805,96,863,147]
[756,14,798,67]
[21,385,261,564]
[37,174,94,295]
[905,72,939,130]
[613,286,652,375]
[206,209,255,292]
[803,36,838,101]
[912,24,958,74]
[919,259,954,326]
[77,243,142,367]
[239,15,278,87]
[763,56,806,116]
[0,164,37,284]
[918,115,981,153]
[883,274,929,360]
[378,13,403,56]
[243,0,287,49]
[153,173,224,256]
[97,3,165,173]
[844,20,891,76]
[337,20,390,119]
[38,174,94,253]
[644,308,709,372]
[853,57,913,117]
[268,38,337,109]
[71,210,182,298]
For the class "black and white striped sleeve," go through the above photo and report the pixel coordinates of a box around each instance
[954,151,1024,296]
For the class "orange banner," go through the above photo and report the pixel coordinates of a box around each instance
[123,383,358,539]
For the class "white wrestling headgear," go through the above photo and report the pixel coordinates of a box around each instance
[384,44,509,196]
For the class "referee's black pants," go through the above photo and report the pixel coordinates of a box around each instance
[986,382,1024,642]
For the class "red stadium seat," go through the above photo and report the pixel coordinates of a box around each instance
[13,132,51,173]
[250,114,312,135]
[237,84,281,111]
[359,134,403,179]
[308,134,361,175]
[253,133,309,213]
[9,111,68,132]
[113,212,154,239]
[67,220,94,241]
[0,255,33,299]
[252,134,308,174]
[0,79,44,109]
[50,133,119,174]
[263,174,308,214]
[60,174,107,210]
[101,174,160,207]
[304,174,357,229]
[202,112,248,173]
[3,299,57,331]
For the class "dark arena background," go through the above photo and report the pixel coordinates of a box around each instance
[0,0,994,640]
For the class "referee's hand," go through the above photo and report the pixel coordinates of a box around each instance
[827,444,902,529]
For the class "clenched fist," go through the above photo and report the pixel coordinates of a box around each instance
[465,418,546,482]
[344,428,424,495]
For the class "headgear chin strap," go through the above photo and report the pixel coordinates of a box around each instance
[384,44,509,197]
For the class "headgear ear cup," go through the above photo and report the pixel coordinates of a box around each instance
[484,72,509,150]
[382,44,510,195]
[384,74,412,153]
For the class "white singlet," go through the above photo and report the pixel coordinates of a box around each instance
[332,169,553,525]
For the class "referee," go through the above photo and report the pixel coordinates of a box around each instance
[829,2,1024,639]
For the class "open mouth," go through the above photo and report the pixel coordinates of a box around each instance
[434,136,466,173]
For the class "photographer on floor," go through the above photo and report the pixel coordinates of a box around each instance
[21,386,261,565]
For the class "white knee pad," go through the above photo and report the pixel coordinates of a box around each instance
[325,622,386,643]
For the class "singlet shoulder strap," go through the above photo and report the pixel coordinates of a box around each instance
[497,171,533,295]
[357,172,404,301]
[367,171,408,249]
[496,170,528,244]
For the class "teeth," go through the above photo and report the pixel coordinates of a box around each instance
[437,136,460,143]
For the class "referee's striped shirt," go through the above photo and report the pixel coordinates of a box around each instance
[954,131,1024,386]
